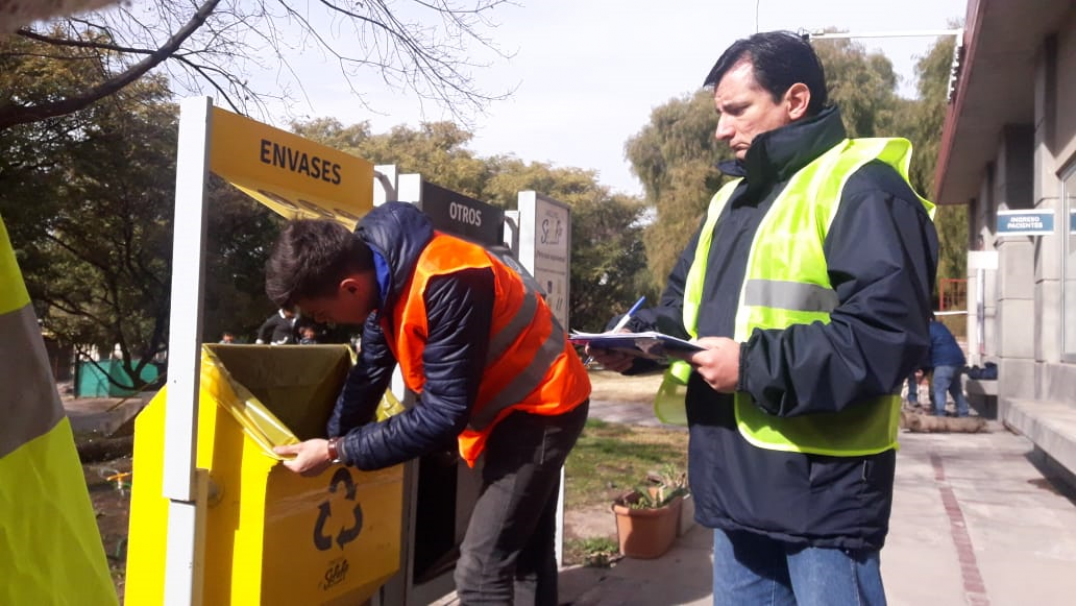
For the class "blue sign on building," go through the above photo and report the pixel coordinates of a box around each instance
[997,210,1055,236]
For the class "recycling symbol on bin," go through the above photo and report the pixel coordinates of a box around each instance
[313,467,364,551]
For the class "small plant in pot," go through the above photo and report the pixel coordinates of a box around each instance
[612,466,689,559]
[644,463,689,505]
[647,463,694,536]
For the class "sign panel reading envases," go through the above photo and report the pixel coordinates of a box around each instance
[996,210,1055,237]
[209,107,374,226]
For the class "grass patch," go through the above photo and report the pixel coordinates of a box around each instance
[564,536,620,568]
[565,418,688,510]
[586,370,664,403]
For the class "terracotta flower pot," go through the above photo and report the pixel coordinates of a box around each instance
[612,491,683,559]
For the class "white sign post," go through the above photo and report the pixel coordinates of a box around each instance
[155,97,376,605]
[162,97,213,606]
[516,190,572,565]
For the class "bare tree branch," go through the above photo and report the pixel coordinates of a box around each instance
[0,0,221,129]
[1,0,515,130]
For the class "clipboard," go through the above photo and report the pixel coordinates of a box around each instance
[568,331,703,361]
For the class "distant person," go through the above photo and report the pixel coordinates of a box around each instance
[927,314,970,417]
[905,370,919,406]
[587,31,937,605]
[255,307,296,345]
[219,331,236,344]
[298,325,319,345]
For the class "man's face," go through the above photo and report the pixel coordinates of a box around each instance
[713,60,796,160]
[296,271,378,326]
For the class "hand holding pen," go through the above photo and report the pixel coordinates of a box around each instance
[609,295,647,333]
[584,295,646,367]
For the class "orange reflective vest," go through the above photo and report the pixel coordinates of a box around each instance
[381,232,590,466]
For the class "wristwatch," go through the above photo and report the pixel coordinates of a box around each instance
[327,437,343,464]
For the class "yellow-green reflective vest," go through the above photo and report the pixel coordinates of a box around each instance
[0,215,118,604]
[654,138,935,457]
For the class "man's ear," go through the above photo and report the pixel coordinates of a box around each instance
[338,276,360,296]
[785,82,811,121]
[338,272,373,297]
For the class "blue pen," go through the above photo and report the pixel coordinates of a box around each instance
[584,296,646,367]
[610,296,647,333]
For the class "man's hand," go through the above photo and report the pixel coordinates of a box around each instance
[273,439,333,477]
[584,327,635,373]
[677,336,741,393]
[584,345,636,373]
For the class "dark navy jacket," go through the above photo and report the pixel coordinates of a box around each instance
[626,107,938,550]
[327,202,495,470]
[929,319,966,368]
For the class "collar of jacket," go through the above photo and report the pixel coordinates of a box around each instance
[354,201,434,313]
[717,105,848,194]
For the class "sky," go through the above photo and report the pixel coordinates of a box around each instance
[242,0,969,199]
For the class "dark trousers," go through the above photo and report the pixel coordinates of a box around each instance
[454,400,589,605]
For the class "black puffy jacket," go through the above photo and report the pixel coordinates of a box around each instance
[627,107,938,550]
[328,202,495,470]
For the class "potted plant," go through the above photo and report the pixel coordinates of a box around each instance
[646,464,694,536]
[612,472,687,559]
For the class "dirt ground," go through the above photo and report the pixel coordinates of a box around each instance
[83,452,132,601]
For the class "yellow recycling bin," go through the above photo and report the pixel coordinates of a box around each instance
[126,344,404,605]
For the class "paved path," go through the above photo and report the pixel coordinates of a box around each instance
[554,401,1076,606]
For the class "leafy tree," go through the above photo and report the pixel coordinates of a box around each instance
[1,32,285,386]
[812,37,901,138]
[897,34,967,288]
[2,0,513,129]
[202,177,285,345]
[295,118,649,331]
[0,71,178,389]
[624,90,727,290]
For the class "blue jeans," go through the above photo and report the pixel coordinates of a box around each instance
[905,373,919,404]
[712,529,886,606]
[932,365,969,417]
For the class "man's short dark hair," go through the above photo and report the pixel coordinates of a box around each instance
[265,219,374,308]
[703,30,828,117]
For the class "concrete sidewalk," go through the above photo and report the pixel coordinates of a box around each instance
[554,401,1076,606]
[71,391,1076,605]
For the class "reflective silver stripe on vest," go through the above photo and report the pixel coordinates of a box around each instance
[468,314,567,432]
[487,288,540,363]
[0,304,65,459]
[744,279,839,313]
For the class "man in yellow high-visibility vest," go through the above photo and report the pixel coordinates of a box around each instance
[589,31,937,605]
[0,214,117,604]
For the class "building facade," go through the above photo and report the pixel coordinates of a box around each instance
[936,0,1076,483]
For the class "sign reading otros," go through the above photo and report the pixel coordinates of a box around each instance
[449,201,483,227]
[420,182,504,247]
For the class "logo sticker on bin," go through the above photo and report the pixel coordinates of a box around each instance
[313,467,364,551]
